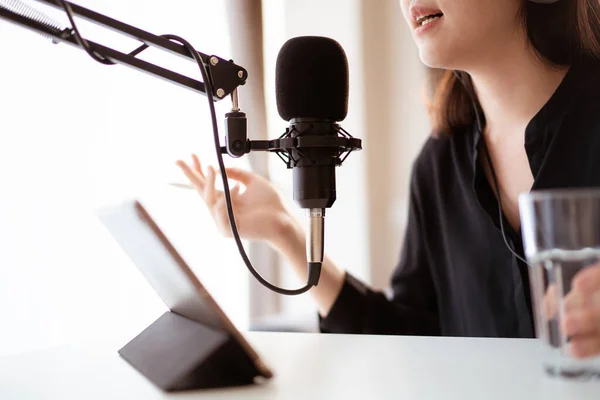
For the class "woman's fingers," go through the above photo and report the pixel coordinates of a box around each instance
[214,184,240,215]
[544,284,559,320]
[224,167,254,185]
[211,194,234,235]
[230,183,241,198]
[176,160,205,193]
[563,307,600,337]
[569,335,600,359]
[177,159,245,221]
[573,264,600,294]
[204,166,217,208]
[564,289,586,313]
[192,154,204,178]
[562,279,600,359]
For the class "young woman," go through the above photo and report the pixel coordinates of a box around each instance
[177,0,600,359]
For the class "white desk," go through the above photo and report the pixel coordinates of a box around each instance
[0,332,597,399]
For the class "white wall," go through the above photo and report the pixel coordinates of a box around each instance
[0,0,251,356]
[0,0,434,353]
[360,0,431,289]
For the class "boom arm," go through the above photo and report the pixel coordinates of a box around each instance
[0,0,248,100]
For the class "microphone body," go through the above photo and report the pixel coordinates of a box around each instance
[288,118,338,267]
[290,118,337,209]
[275,35,359,286]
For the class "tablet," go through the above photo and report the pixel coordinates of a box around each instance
[96,199,273,381]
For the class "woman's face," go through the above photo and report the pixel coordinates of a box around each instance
[399,0,524,71]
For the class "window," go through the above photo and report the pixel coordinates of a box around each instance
[0,0,250,356]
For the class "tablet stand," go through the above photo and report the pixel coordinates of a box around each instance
[118,311,262,391]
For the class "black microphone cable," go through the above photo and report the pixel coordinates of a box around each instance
[54,0,317,295]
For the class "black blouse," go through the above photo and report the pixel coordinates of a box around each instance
[320,59,600,338]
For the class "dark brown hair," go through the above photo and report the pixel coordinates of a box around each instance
[427,0,600,136]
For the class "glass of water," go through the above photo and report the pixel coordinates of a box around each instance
[520,189,600,380]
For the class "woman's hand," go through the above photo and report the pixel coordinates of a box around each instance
[177,154,345,315]
[176,154,295,244]
[562,265,600,359]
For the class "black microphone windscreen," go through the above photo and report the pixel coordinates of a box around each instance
[276,36,349,122]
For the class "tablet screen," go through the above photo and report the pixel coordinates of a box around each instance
[96,199,272,378]
[97,200,224,330]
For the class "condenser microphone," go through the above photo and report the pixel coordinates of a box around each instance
[275,36,352,275]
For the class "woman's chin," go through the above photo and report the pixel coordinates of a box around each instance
[418,47,457,70]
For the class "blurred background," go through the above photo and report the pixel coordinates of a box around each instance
[0,0,429,356]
